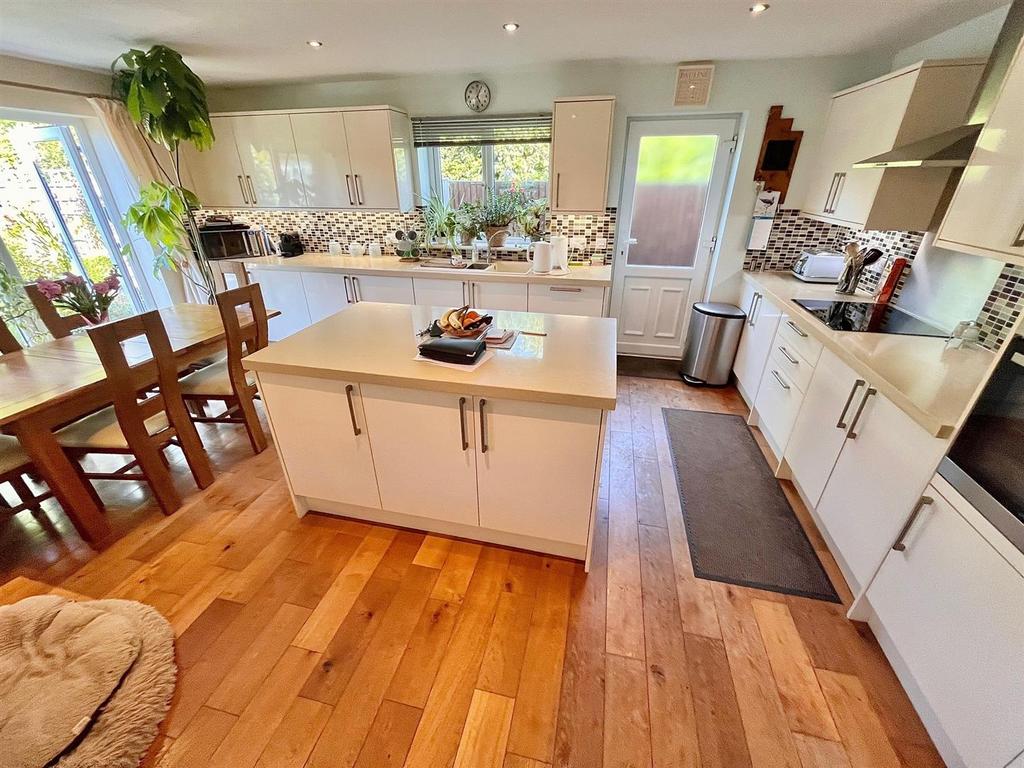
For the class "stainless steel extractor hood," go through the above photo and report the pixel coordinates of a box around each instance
[855,0,1024,169]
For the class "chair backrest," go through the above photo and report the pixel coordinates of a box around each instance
[216,283,269,396]
[0,318,22,354]
[24,282,88,339]
[86,311,188,441]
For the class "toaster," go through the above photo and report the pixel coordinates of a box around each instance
[790,251,844,283]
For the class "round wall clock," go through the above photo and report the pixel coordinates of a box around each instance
[465,80,491,113]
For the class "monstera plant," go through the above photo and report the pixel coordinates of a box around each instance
[112,44,217,299]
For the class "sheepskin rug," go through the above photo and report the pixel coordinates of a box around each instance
[0,595,176,768]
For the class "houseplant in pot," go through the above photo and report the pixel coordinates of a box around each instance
[455,201,484,246]
[112,44,217,300]
[422,193,460,254]
[480,188,522,247]
[516,197,549,242]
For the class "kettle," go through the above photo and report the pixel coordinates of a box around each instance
[550,234,570,272]
[528,241,554,274]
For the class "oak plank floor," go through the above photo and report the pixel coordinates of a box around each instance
[0,377,946,767]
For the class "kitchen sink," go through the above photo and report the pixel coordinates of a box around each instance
[490,261,533,274]
[417,259,494,271]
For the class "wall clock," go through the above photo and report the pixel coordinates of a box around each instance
[465,80,491,113]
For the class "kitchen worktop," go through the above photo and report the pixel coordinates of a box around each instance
[242,302,618,410]
[744,271,996,438]
[230,253,613,287]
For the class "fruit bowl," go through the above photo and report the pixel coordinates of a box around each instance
[439,306,493,338]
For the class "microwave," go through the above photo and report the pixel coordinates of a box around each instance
[198,223,272,261]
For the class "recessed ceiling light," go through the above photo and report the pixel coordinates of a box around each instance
[749,3,770,14]
[502,22,520,32]
[306,40,324,48]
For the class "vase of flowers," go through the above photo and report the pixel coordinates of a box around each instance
[36,272,121,325]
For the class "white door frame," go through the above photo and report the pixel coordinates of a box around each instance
[610,115,739,358]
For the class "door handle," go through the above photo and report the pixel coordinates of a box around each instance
[1013,219,1024,248]
[748,292,762,327]
[246,175,258,205]
[835,379,866,429]
[354,174,364,205]
[549,286,582,293]
[462,281,468,305]
[237,175,250,205]
[785,320,808,338]
[554,173,561,208]
[344,384,361,436]
[892,496,934,551]
[830,173,846,213]
[770,370,790,391]
[345,174,355,206]
[823,173,839,213]
[845,386,877,439]
[778,346,799,365]
[479,398,488,453]
[458,396,469,451]
[352,276,362,302]
[343,275,354,304]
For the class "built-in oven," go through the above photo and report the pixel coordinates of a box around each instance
[939,331,1024,553]
[198,222,272,260]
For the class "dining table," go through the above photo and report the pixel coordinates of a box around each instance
[0,303,278,545]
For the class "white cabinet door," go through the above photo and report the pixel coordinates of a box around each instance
[527,284,605,317]
[732,288,782,403]
[815,387,945,591]
[289,112,355,209]
[471,281,528,312]
[232,114,307,208]
[867,486,1024,768]
[936,38,1024,264]
[247,269,311,340]
[753,351,803,456]
[413,278,468,309]
[182,116,248,207]
[550,98,615,212]
[785,348,865,507]
[343,110,399,209]
[804,86,863,218]
[350,274,415,304]
[360,385,479,526]
[476,397,602,546]
[301,272,350,323]
[257,375,380,509]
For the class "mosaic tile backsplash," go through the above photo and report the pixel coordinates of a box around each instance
[977,263,1024,350]
[199,207,617,264]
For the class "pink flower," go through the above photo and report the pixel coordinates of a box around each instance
[93,280,111,296]
[63,272,86,286]
[36,280,64,300]
[105,273,120,291]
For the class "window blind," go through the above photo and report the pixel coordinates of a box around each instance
[412,114,552,147]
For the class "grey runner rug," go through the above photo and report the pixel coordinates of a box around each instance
[663,408,840,602]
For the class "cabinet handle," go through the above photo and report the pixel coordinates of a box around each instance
[352,276,361,302]
[458,396,469,451]
[237,175,250,204]
[345,384,362,436]
[555,173,561,208]
[345,174,355,206]
[343,275,354,304]
[835,379,866,429]
[892,496,934,552]
[830,172,846,214]
[354,174,364,205]
[845,386,877,439]
[824,173,839,214]
[748,292,762,327]
[1013,220,1024,248]
[246,175,258,205]
[479,398,488,453]
[770,370,790,391]
[549,286,582,292]
[785,320,808,338]
[778,346,799,365]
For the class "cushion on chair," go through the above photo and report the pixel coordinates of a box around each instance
[0,435,31,476]
[178,359,254,398]
[55,407,170,450]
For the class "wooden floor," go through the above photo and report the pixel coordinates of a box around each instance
[0,376,946,768]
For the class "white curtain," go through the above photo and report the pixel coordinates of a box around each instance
[88,97,203,303]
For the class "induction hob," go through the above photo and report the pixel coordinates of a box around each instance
[792,299,948,337]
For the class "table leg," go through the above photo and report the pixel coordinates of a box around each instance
[8,419,111,545]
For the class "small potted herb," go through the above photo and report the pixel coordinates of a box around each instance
[481,188,523,247]
[455,201,484,245]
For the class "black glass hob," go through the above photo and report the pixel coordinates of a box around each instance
[792,299,948,337]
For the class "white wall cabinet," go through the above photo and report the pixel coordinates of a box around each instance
[802,59,984,232]
[232,113,307,208]
[550,97,615,213]
[476,397,601,545]
[289,111,356,209]
[183,116,249,208]
[732,282,783,403]
[935,38,1024,265]
[247,268,311,340]
[867,482,1024,768]
[348,274,415,304]
[257,374,380,509]
[527,284,606,317]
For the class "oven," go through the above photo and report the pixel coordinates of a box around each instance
[939,331,1024,553]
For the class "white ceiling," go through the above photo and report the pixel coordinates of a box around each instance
[0,0,1006,86]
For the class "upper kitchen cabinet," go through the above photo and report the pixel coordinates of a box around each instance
[232,113,307,207]
[182,116,249,208]
[550,97,615,213]
[802,59,984,232]
[289,112,355,208]
[935,38,1024,264]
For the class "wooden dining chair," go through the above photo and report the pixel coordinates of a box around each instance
[54,310,215,516]
[178,284,269,454]
[0,435,53,515]
[0,317,22,354]
[24,282,88,339]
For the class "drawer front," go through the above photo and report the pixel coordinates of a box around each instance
[778,315,823,365]
[771,335,814,393]
[755,357,804,451]
[527,284,605,317]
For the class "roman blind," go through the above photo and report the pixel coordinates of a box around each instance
[412,114,552,147]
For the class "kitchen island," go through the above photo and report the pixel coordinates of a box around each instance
[242,302,617,566]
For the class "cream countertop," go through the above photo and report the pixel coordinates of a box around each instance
[242,302,618,410]
[743,272,996,439]
[230,253,613,288]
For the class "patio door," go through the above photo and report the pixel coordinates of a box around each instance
[610,117,736,358]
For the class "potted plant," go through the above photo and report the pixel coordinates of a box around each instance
[112,45,217,300]
[35,271,121,325]
[455,201,484,245]
[516,197,549,242]
[480,188,523,247]
[421,193,460,254]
